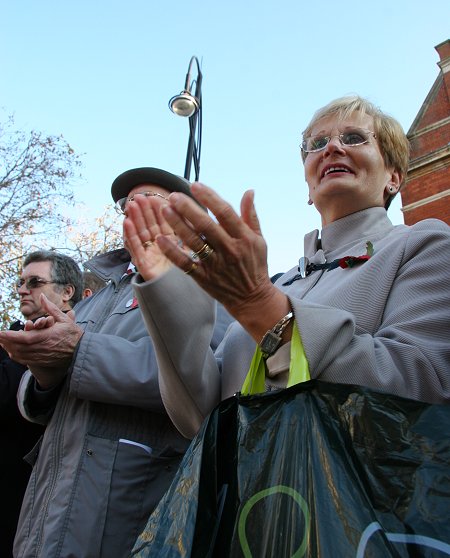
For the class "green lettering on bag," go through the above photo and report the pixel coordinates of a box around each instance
[238,484,310,557]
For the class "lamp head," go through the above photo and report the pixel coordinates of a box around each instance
[169,91,200,117]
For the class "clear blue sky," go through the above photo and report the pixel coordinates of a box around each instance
[2,0,449,274]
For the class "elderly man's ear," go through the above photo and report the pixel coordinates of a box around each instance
[62,284,76,303]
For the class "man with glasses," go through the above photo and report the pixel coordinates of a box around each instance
[17,250,83,320]
[0,249,82,558]
[0,168,233,558]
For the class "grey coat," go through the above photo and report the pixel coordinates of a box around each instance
[133,208,450,439]
[14,249,231,558]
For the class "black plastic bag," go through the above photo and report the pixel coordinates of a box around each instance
[132,381,450,557]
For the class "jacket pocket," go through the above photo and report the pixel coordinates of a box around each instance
[101,439,184,557]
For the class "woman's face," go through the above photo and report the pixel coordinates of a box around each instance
[303,112,400,226]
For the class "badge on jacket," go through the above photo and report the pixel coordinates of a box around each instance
[126,297,139,309]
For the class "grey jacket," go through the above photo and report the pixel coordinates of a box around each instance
[14,249,231,558]
[133,209,450,439]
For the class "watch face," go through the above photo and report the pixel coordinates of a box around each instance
[260,331,281,357]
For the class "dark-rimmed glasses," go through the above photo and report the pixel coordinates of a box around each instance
[301,128,376,154]
[114,192,169,215]
[16,277,62,291]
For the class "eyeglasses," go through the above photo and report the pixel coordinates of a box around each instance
[301,128,376,154]
[114,192,169,215]
[16,277,62,291]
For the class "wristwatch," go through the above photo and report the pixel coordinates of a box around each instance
[259,311,293,358]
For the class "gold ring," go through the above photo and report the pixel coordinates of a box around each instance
[192,243,214,261]
[143,240,154,248]
[184,262,198,275]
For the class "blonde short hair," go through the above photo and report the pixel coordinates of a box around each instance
[301,96,410,208]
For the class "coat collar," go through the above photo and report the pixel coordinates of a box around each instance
[83,248,131,284]
[304,207,394,259]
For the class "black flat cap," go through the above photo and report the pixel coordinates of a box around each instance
[111,167,194,203]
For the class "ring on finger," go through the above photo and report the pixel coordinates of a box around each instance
[184,262,198,275]
[192,242,214,261]
[143,240,154,248]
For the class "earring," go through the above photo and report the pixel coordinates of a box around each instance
[388,186,395,193]
[307,198,313,206]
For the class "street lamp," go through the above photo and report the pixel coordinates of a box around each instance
[168,56,202,182]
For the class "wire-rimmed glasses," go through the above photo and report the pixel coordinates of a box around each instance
[301,128,376,154]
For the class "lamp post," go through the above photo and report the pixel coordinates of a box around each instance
[168,56,202,182]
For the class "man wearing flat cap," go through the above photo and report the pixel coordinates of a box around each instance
[1,168,232,558]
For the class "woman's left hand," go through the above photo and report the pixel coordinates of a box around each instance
[155,182,289,339]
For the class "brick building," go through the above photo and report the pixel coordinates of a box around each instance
[401,39,450,225]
